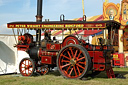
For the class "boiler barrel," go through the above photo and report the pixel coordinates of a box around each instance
[28,47,40,60]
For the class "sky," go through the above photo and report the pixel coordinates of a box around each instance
[0,0,121,34]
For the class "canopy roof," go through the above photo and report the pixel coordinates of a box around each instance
[41,15,104,36]
[7,20,120,30]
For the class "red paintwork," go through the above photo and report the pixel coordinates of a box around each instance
[18,34,32,45]
[18,36,25,42]
[17,45,29,51]
[113,60,120,66]
[113,53,125,66]
[119,53,125,66]
[62,36,79,47]
[40,51,58,64]
[41,51,58,56]
[46,43,61,51]
[88,51,105,71]
[84,45,112,50]
[113,53,120,66]
[84,45,93,50]
[41,56,52,64]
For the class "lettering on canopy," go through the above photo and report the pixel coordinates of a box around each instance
[7,23,106,29]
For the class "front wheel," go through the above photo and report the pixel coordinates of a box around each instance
[19,58,35,76]
[57,44,91,79]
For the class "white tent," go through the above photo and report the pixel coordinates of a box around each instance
[0,35,29,74]
[0,35,17,74]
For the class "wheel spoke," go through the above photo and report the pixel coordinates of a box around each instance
[69,68,73,76]
[76,66,81,75]
[23,63,26,67]
[28,69,32,73]
[73,66,77,76]
[66,66,71,72]
[27,73,30,76]
[67,51,72,59]
[62,59,70,63]
[69,47,74,57]
[21,65,25,68]
[26,70,30,76]
[77,51,82,59]
[21,70,25,73]
[22,63,26,66]
[26,60,28,65]
[28,60,29,66]
[76,64,85,70]
[28,69,31,74]
[78,61,86,65]
[61,63,70,68]
[74,50,78,58]
[25,69,26,75]
[77,57,85,61]
[25,60,26,66]
[61,54,70,60]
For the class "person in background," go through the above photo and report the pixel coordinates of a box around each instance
[44,30,51,42]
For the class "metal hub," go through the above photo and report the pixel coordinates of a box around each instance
[70,58,76,66]
[25,66,29,69]
[25,65,32,69]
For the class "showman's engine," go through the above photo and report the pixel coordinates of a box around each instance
[7,0,120,79]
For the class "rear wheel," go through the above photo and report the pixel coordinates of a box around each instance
[57,44,91,79]
[19,58,35,76]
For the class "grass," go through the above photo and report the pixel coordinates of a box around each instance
[0,68,128,85]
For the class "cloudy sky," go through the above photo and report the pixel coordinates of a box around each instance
[0,0,120,34]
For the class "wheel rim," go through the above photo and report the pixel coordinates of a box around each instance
[19,58,34,76]
[58,46,87,78]
[36,65,49,75]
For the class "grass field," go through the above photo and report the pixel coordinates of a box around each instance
[0,68,128,85]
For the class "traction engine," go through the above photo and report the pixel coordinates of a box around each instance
[6,0,120,79]
[14,27,117,79]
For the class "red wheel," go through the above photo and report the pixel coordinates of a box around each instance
[62,35,79,47]
[36,65,49,75]
[57,44,91,79]
[19,58,35,76]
